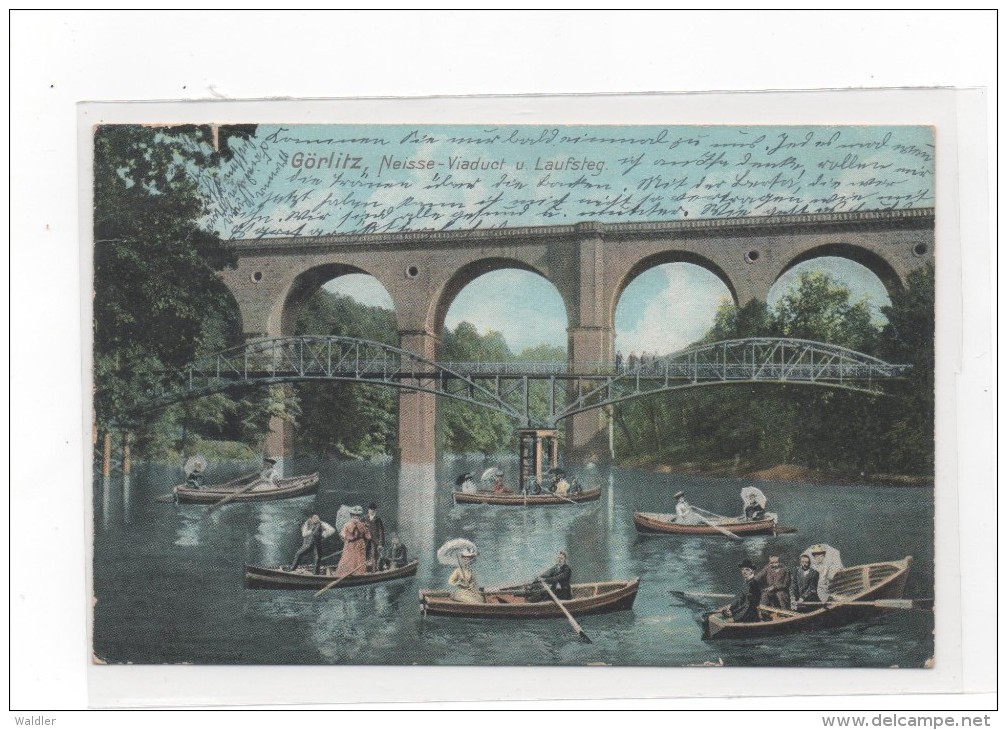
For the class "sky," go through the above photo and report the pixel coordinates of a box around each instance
[325,256,891,356]
[207,124,928,355]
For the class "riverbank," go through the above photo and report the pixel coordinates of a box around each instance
[621,457,933,487]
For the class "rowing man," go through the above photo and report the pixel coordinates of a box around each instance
[720,559,763,623]
[528,550,573,602]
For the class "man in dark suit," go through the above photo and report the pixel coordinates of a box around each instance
[378,534,408,570]
[364,502,386,571]
[756,555,793,609]
[721,559,763,623]
[528,550,573,601]
[790,553,820,611]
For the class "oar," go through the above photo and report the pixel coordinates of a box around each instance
[314,567,363,597]
[539,578,591,644]
[773,526,799,535]
[155,469,260,503]
[320,548,343,562]
[670,590,734,600]
[695,513,743,541]
[214,470,261,489]
[803,598,934,611]
[206,478,264,511]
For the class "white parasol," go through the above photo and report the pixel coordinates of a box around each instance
[437,538,478,567]
[481,467,502,483]
[183,455,207,476]
[334,505,356,534]
[802,544,844,573]
[741,485,768,509]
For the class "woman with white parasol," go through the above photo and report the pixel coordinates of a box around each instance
[482,467,509,494]
[740,485,768,521]
[183,455,207,488]
[802,544,844,601]
[438,538,485,604]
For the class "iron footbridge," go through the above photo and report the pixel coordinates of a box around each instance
[139,336,910,427]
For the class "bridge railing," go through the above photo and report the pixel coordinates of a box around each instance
[138,336,910,420]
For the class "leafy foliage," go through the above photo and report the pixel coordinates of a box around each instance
[292,289,399,459]
[93,124,276,456]
[613,269,935,477]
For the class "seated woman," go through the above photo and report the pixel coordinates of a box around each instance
[449,548,485,604]
[492,472,511,494]
[553,476,570,496]
[671,491,703,525]
[459,474,478,494]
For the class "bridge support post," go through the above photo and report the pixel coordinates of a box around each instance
[398,331,439,465]
[566,325,614,465]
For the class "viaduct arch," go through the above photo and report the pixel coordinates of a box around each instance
[219,208,934,464]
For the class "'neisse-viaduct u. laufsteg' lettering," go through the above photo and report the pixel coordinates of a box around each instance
[219,208,934,465]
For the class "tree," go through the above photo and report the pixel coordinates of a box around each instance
[93,124,259,443]
[771,271,877,350]
[293,289,398,458]
[440,322,516,456]
[876,264,935,474]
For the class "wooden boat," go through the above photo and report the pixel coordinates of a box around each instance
[167,473,320,504]
[244,560,419,590]
[703,556,913,640]
[453,488,602,506]
[634,511,778,536]
[419,578,639,618]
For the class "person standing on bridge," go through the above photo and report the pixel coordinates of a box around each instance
[615,351,623,373]
[628,351,638,371]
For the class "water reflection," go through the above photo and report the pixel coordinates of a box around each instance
[100,475,114,531]
[397,463,437,585]
[254,502,298,566]
[174,506,204,547]
[121,475,133,525]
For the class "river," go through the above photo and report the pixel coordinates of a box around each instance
[92,457,934,668]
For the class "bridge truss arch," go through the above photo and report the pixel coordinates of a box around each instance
[135,336,909,430]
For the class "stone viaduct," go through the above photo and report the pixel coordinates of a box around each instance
[219,208,934,464]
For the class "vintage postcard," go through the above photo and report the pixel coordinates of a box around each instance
[88,116,938,677]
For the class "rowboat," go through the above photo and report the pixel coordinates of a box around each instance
[244,560,419,590]
[165,473,320,504]
[634,511,778,536]
[453,488,602,506]
[419,578,639,618]
[702,556,913,640]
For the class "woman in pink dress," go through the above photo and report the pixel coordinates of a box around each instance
[334,506,372,577]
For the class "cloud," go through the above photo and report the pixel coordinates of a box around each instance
[444,270,567,353]
[615,264,732,355]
